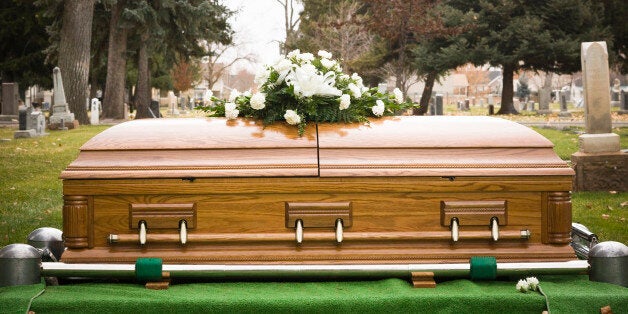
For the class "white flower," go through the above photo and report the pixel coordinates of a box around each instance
[242,90,252,97]
[318,50,332,59]
[348,83,362,98]
[526,277,539,291]
[254,67,271,85]
[372,99,385,116]
[225,108,239,119]
[228,89,240,102]
[516,279,529,292]
[287,49,301,59]
[320,58,337,69]
[393,88,404,104]
[339,94,351,110]
[351,73,364,87]
[224,102,236,112]
[284,110,301,125]
[298,52,315,62]
[224,102,239,119]
[274,58,294,84]
[285,64,342,98]
[250,93,266,110]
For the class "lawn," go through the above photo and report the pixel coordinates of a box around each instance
[0,117,626,247]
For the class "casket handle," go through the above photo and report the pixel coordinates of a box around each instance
[335,219,344,244]
[179,220,188,245]
[295,219,303,244]
[139,221,147,245]
[450,218,459,242]
[490,217,499,241]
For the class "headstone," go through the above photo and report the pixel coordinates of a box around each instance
[619,90,628,115]
[90,98,100,125]
[558,91,572,117]
[610,78,621,108]
[14,106,48,138]
[435,94,443,115]
[464,99,470,110]
[428,103,435,115]
[572,41,625,192]
[1,82,19,120]
[49,67,78,130]
[528,101,535,111]
[149,100,162,118]
[538,87,552,114]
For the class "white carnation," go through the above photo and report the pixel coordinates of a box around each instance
[393,88,404,104]
[287,49,301,59]
[318,50,332,59]
[348,83,362,98]
[351,73,364,87]
[225,109,239,119]
[284,110,301,125]
[254,67,271,85]
[320,58,337,69]
[516,279,529,292]
[224,102,236,112]
[298,52,315,62]
[242,90,251,97]
[372,99,385,116]
[339,94,351,110]
[228,89,240,102]
[526,277,539,291]
[250,93,266,110]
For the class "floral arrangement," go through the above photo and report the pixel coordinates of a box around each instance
[197,49,412,135]
[516,277,540,293]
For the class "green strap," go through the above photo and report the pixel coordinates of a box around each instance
[469,256,497,280]
[135,258,163,282]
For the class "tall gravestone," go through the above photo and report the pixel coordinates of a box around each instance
[537,87,552,114]
[49,67,79,130]
[90,98,100,125]
[571,42,626,191]
[620,90,628,115]
[1,82,20,121]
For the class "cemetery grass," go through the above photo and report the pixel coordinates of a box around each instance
[0,123,626,248]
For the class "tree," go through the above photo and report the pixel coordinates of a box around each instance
[202,42,255,91]
[102,0,129,120]
[57,0,95,125]
[171,58,202,94]
[276,0,302,54]
[446,0,608,114]
[601,0,628,73]
[0,1,54,95]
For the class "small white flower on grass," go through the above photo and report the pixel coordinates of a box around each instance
[250,93,266,110]
[284,110,301,125]
[339,94,351,110]
[526,277,539,291]
[372,99,385,116]
[516,279,529,292]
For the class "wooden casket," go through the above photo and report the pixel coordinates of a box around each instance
[60,116,576,264]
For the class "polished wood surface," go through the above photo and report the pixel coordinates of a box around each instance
[60,117,576,264]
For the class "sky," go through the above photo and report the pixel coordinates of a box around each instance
[220,0,303,69]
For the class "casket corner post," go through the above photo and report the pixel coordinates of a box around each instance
[543,191,573,245]
[62,194,93,249]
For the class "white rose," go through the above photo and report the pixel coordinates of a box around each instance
[287,49,301,59]
[339,94,351,110]
[225,109,239,120]
[254,67,270,85]
[348,83,362,98]
[318,50,332,59]
[228,89,240,102]
[298,52,315,62]
[372,99,385,116]
[250,93,266,110]
[224,102,236,112]
[393,88,404,104]
[320,58,336,69]
[284,110,301,125]
[351,73,364,87]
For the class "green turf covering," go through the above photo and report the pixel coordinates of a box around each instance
[469,256,497,280]
[1,276,626,314]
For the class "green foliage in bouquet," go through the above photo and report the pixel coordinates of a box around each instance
[197,49,413,135]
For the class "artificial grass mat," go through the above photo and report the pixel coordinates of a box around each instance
[1,275,626,313]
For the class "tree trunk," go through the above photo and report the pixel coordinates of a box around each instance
[496,63,518,115]
[102,1,128,120]
[58,0,95,125]
[134,30,153,119]
[415,71,437,115]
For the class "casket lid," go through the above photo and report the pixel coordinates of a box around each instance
[61,116,574,179]
[61,118,319,179]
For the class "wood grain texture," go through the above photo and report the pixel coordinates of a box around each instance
[60,116,576,264]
